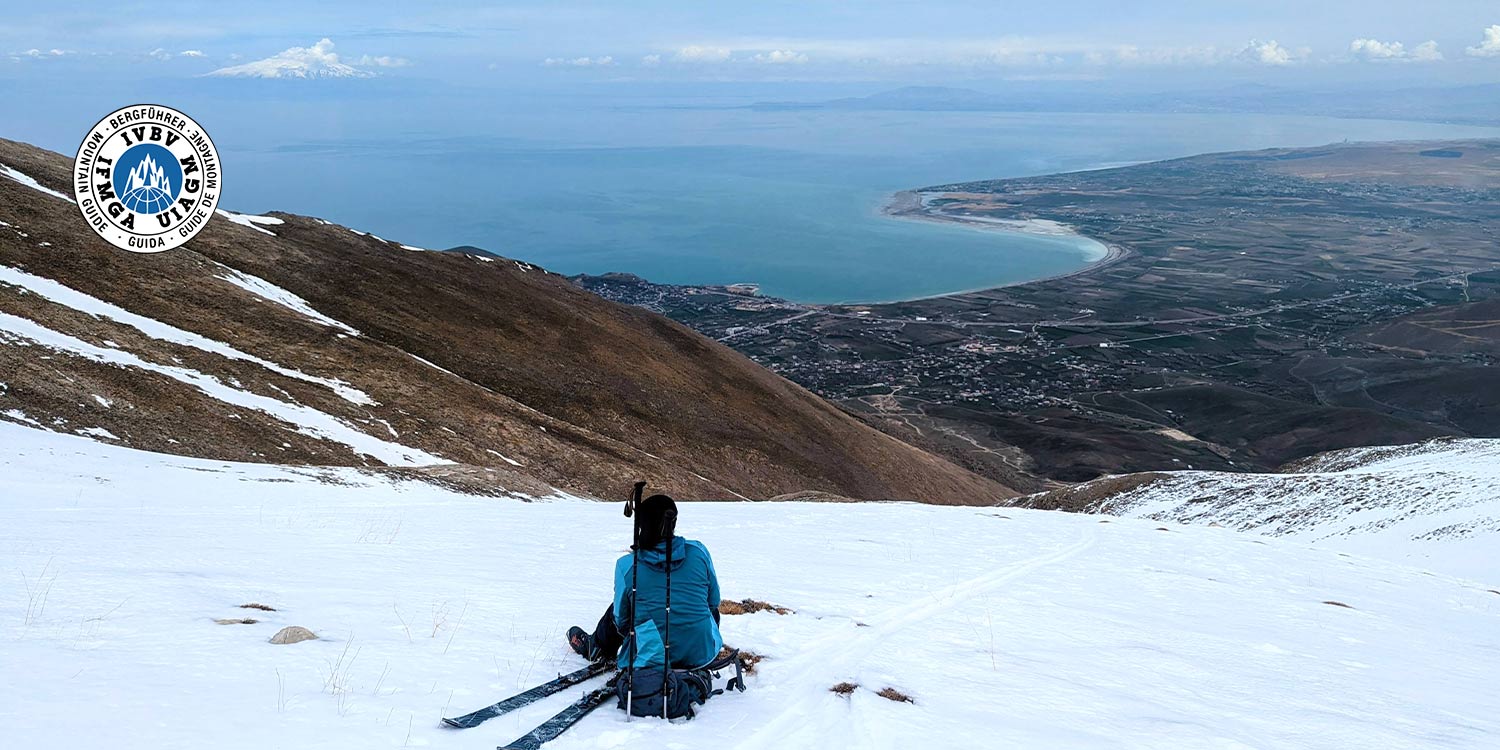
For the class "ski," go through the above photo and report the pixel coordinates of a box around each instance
[443,661,613,729]
[498,684,616,750]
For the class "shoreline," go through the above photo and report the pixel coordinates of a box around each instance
[877,190,1131,303]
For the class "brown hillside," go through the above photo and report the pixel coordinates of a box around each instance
[0,137,1011,503]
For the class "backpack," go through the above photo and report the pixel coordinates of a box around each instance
[615,666,714,719]
[615,648,747,720]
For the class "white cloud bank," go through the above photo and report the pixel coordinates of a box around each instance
[1238,39,1301,66]
[674,45,732,63]
[752,49,809,64]
[1467,25,1500,57]
[542,55,615,67]
[1350,38,1442,62]
[205,38,375,79]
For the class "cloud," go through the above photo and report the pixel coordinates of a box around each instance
[1093,45,1221,66]
[148,48,172,61]
[751,49,808,65]
[640,54,661,67]
[179,50,205,58]
[355,54,410,68]
[1237,39,1301,66]
[205,38,375,79]
[542,55,615,67]
[1467,25,1500,57]
[1350,38,1442,62]
[674,45,731,63]
[1410,40,1443,61]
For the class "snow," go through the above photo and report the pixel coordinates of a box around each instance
[1091,438,1500,582]
[215,209,285,236]
[204,38,375,80]
[215,267,361,335]
[400,244,428,252]
[486,447,523,467]
[92,395,112,408]
[0,162,75,203]
[0,263,374,406]
[1,424,1497,750]
[0,311,444,466]
[1,408,42,427]
[74,426,119,440]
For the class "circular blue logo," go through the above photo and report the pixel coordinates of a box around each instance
[112,142,183,216]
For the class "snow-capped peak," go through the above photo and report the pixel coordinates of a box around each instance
[204,39,375,80]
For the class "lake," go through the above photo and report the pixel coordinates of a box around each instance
[35,87,1500,303]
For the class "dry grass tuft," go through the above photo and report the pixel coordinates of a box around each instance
[830,682,858,696]
[1322,600,1354,609]
[215,617,258,625]
[1155,527,1172,532]
[240,603,277,612]
[719,598,793,616]
[877,687,914,704]
[717,646,765,674]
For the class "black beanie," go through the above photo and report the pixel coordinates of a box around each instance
[635,494,678,551]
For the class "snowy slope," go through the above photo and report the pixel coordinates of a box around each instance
[1038,439,1500,583]
[2,423,1498,749]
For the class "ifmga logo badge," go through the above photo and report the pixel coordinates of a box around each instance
[73,105,221,253]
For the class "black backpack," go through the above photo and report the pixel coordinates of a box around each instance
[615,649,747,720]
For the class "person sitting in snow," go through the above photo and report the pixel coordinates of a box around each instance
[567,493,724,671]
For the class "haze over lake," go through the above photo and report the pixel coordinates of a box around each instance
[19,88,1500,302]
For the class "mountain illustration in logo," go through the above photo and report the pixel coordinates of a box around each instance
[119,151,176,215]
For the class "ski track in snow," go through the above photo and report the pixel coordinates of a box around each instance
[0,263,374,406]
[732,528,1097,750]
[0,312,444,466]
[1,426,1497,750]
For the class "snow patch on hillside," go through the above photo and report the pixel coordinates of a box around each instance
[0,163,74,203]
[1093,438,1500,582]
[1,425,1496,749]
[0,263,373,405]
[215,267,361,335]
[215,210,285,236]
[0,311,443,466]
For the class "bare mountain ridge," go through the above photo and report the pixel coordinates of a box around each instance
[0,136,1009,503]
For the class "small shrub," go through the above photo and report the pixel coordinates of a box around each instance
[241,603,277,612]
[716,646,765,674]
[877,687,914,704]
[719,598,793,616]
[1322,601,1354,609]
[215,618,258,625]
[830,682,858,696]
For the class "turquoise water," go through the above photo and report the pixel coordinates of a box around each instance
[217,107,1500,303]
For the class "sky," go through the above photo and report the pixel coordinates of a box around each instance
[2,1,1499,90]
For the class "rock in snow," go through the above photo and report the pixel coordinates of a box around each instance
[268,626,318,645]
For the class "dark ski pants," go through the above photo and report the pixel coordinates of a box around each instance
[588,605,624,663]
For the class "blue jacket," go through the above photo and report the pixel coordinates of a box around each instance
[613,536,723,670]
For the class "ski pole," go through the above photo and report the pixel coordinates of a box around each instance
[624,481,644,723]
[661,508,675,719]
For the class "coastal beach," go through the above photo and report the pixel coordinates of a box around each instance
[881,190,1130,298]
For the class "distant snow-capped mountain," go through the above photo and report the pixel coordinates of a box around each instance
[205,38,375,79]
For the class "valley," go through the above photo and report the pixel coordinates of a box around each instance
[577,140,1500,490]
